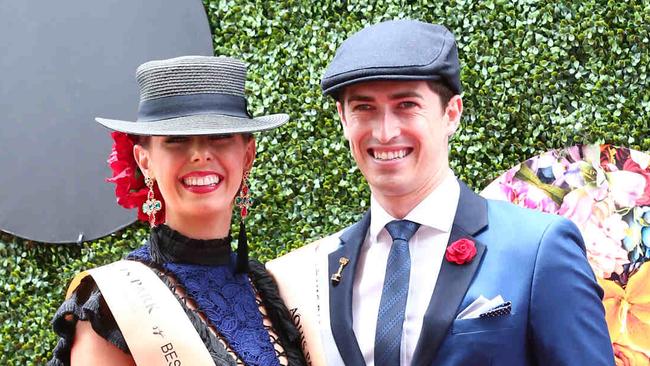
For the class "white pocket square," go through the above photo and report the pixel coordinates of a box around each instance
[456,295,511,319]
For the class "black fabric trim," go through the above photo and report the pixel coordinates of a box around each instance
[138,93,250,121]
[248,259,307,366]
[150,224,232,265]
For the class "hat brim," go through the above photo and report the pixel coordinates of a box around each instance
[95,113,289,136]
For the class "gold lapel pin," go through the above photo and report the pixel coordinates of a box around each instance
[331,257,350,286]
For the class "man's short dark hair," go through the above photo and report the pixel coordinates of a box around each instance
[426,81,455,110]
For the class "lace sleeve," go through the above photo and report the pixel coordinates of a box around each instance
[48,276,129,366]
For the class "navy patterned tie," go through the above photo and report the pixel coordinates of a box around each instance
[374,220,420,366]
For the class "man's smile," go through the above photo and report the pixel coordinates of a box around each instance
[368,147,413,161]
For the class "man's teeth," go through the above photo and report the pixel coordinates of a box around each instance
[183,175,220,186]
[373,149,408,161]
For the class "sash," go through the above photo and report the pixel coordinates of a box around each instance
[266,241,327,366]
[67,260,215,366]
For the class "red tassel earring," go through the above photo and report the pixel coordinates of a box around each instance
[235,171,253,272]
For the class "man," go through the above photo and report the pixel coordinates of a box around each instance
[267,19,614,365]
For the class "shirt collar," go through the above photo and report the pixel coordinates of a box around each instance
[369,170,460,242]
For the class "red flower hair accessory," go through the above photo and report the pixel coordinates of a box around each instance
[106,132,165,225]
[445,238,477,265]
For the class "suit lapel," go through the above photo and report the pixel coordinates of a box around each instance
[411,181,489,365]
[328,212,369,366]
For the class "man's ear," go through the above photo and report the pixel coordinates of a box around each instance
[243,136,256,173]
[445,95,463,137]
[133,144,152,177]
[336,101,350,140]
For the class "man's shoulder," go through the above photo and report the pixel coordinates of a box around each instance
[485,198,566,225]
[483,198,582,244]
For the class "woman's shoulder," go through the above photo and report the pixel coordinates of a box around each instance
[49,272,129,365]
[50,245,152,360]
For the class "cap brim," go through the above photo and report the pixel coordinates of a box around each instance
[95,113,289,136]
[322,74,445,97]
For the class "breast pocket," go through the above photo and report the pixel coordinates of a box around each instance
[451,313,518,335]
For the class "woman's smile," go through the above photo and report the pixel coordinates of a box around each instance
[180,171,223,194]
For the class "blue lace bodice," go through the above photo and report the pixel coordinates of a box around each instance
[127,226,280,366]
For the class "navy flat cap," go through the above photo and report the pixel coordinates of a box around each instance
[321,19,461,97]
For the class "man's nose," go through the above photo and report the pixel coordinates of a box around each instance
[372,111,401,143]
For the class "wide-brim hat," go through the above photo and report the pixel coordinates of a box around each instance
[96,56,289,135]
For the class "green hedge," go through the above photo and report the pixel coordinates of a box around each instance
[2,0,648,364]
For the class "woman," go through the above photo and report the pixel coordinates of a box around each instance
[48,56,305,365]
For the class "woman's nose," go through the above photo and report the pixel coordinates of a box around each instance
[190,138,213,162]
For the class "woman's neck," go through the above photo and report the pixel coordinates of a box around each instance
[164,210,232,240]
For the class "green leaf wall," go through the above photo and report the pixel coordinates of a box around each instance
[2,1,648,363]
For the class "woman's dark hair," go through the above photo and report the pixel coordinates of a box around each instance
[133,135,151,147]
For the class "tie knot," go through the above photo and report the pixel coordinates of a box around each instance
[385,220,420,242]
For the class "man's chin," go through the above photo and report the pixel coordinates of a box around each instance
[368,178,412,197]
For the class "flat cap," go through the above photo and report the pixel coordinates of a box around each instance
[321,19,461,97]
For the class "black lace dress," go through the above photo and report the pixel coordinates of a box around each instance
[48,225,305,366]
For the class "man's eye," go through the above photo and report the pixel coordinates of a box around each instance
[398,101,417,109]
[352,104,373,111]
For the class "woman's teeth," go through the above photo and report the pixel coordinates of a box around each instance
[373,149,408,161]
[183,175,220,186]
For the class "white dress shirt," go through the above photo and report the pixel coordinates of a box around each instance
[352,171,460,366]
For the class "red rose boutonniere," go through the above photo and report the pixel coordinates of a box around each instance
[445,238,477,265]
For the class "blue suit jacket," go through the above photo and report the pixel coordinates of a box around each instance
[326,182,614,365]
